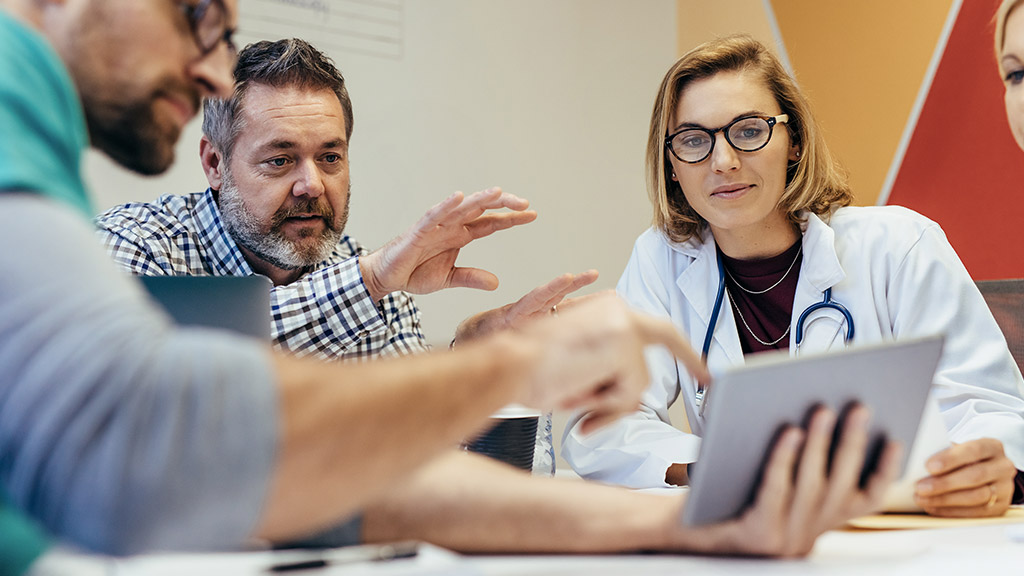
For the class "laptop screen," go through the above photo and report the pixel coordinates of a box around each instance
[140,275,272,341]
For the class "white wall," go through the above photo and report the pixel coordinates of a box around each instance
[84,0,678,468]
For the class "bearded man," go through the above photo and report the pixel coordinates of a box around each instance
[96,38,596,363]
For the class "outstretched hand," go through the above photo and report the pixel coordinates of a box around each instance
[360,187,536,302]
[453,270,601,343]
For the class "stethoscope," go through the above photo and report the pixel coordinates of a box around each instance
[694,250,855,417]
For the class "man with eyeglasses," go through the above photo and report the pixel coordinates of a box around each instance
[0,0,896,569]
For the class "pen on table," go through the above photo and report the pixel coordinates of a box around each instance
[267,541,420,572]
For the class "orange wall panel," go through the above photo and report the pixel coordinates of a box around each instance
[677,0,775,54]
[771,0,953,205]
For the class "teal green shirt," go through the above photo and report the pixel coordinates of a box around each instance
[0,8,92,217]
[0,8,70,574]
[0,498,47,576]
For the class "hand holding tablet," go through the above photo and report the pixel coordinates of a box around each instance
[682,336,944,526]
[670,403,903,557]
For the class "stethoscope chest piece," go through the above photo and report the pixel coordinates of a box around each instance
[794,287,855,347]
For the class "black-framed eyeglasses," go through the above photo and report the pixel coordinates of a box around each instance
[665,114,789,164]
[180,0,238,59]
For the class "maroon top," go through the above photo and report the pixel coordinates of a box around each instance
[720,239,802,355]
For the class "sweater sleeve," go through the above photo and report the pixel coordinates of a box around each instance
[0,195,279,555]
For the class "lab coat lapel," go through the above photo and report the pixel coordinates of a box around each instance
[674,230,743,367]
[791,213,848,355]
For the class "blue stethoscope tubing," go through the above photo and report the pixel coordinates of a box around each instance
[695,250,855,413]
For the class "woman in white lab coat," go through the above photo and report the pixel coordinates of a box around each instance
[563,34,1024,517]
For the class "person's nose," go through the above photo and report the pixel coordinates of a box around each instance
[709,132,741,174]
[292,160,326,198]
[186,44,236,99]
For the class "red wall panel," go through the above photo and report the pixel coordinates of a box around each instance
[887,0,1024,280]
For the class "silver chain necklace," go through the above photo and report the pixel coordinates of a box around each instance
[725,244,803,295]
[726,286,791,347]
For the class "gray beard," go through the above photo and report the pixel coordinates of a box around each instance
[218,172,347,271]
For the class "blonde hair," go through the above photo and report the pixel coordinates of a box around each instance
[996,0,1024,74]
[646,35,852,243]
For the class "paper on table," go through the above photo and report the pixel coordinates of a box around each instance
[849,506,1024,530]
[881,392,951,513]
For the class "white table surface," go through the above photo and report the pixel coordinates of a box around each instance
[467,522,1024,576]
[33,518,1024,576]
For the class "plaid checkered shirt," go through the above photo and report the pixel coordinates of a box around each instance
[94,188,428,361]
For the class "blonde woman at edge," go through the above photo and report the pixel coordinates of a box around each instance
[564,34,1024,518]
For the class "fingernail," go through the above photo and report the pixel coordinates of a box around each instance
[817,409,836,431]
[850,406,870,429]
[786,428,803,448]
[916,479,933,494]
[926,459,943,474]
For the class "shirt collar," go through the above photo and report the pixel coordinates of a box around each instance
[194,188,255,276]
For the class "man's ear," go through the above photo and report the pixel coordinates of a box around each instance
[199,136,225,190]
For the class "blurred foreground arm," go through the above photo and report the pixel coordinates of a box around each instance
[256,293,707,541]
[0,198,701,554]
[360,406,900,557]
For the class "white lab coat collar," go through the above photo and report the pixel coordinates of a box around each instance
[668,227,739,366]
[798,211,845,292]
[793,212,848,353]
[662,211,848,365]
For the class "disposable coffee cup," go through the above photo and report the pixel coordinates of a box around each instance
[462,404,540,472]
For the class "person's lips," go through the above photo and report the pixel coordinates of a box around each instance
[710,183,753,198]
[281,213,328,228]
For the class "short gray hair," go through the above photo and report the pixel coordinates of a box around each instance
[202,38,354,159]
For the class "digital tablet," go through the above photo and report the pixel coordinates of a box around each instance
[681,335,944,526]
[140,275,272,340]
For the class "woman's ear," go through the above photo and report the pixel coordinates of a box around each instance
[789,144,801,162]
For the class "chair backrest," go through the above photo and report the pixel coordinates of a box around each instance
[976,279,1024,374]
